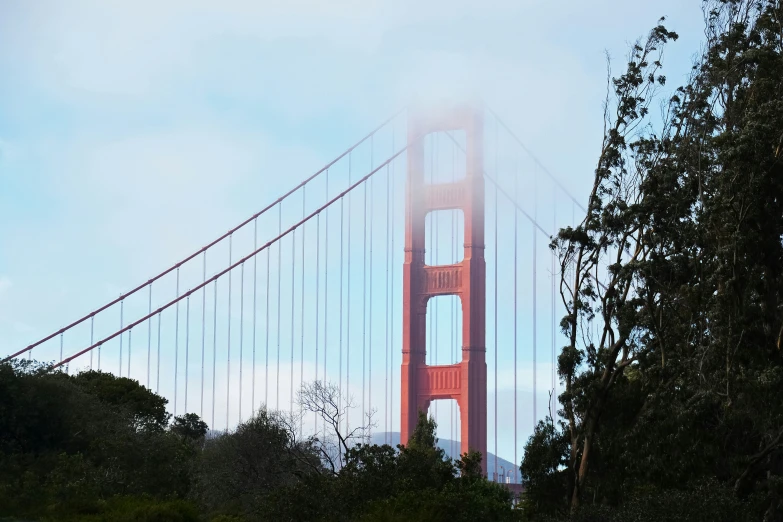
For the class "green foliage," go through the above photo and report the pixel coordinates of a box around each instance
[526,0,783,519]
[70,370,169,431]
[190,408,321,519]
[0,362,517,521]
[170,413,208,442]
[0,361,200,520]
[53,496,200,522]
[520,418,569,516]
[261,412,516,521]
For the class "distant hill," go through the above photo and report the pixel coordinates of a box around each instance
[370,432,520,484]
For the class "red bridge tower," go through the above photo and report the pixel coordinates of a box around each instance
[400,104,487,474]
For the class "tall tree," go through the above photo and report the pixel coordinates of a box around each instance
[527,0,783,518]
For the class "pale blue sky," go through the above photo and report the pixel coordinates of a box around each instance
[0,0,705,466]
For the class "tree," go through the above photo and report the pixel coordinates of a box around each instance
[190,407,322,519]
[0,361,199,519]
[526,0,783,518]
[550,18,679,510]
[297,380,375,472]
[171,413,208,442]
[70,370,169,431]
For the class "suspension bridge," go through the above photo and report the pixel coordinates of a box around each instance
[2,102,585,484]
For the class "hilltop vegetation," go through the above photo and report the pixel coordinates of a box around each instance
[0,361,516,521]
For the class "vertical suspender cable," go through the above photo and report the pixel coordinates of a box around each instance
[120,298,124,377]
[127,329,131,381]
[227,234,233,430]
[99,331,103,372]
[90,315,95,371]
[339,191,344,413]
[157,311,162,392]
[362,160,367,429]
[451,139,456,458]
[428,135,433,374]
[552,244,556,421]
[277,204,282,410]
[185,295,190,413]
[290,229,296,416]
[434,134,438,422]
[385,161,390,443]
[324,171,329,387]
[533,165,538,428]
[300,188,306,436]
[315,211,321,433]
[514,149,519,484]
[252,219,258,416]
[212,281,217,430]
[265,242,270,406]
[148,285,152,386]
[389,131,395,443]
[60,332,64,372]
[175,269,179,412]
[202,252,207,417]
[494,151,499,482]
[553,196,560,422]
[346,155,352,436]
[368,154,374,441]
[239,261,245,422]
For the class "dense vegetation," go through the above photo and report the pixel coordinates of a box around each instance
[0,362,515,521]
[522,0,783,520]
[2,0,782,520]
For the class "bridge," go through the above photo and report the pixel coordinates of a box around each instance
[2,102,584,483]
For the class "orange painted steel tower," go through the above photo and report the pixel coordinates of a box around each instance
[400,103,487,474]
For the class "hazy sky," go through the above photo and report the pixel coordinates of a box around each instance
[0,0,706,464]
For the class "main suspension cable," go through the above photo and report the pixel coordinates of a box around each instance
[485,106,586,213]
[52,142,416,371]
[4,110,405,364]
